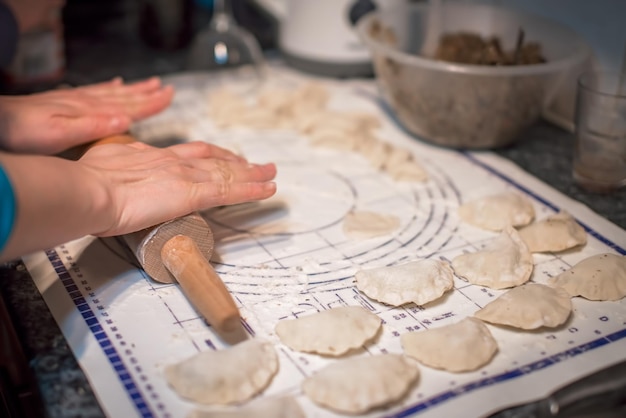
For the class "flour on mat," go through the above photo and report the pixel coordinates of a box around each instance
[187,396,305,418]
[343,210,401,240]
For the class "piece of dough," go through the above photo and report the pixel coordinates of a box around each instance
[308,129,359,151]
[518,211,587,253]
[354,137,391,169]
[400,317,497,372]
[208,88,250,128]
[458,192,535,231]
[475,283,572,329]
[383,146,412,169]
[256,89,294,114]
[343,210,401,240]
[387,160,429,182]
[548,253,626,301]
[294,109,373,135]
[164,339,278,405]
[452,225,533,289]
[355,259,454,306]
[302,354,419,414]
[237,107,280,130]
[187,396,305,418]
[275,306,381,356]
[291,82,330,111]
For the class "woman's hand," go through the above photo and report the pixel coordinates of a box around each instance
[79,140,277,237]
[0,77,174,154]
[0,140,276,261]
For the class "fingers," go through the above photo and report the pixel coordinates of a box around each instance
[195,180,277,208]
[79,76,162,96]
[80,142,277,235]
[50,113,132,147]
[182,160,277,209]
[87,84,174,120]
[195,161,276,184]
[122,77,165,95]
[83,142,276,187]
[167,141,246,162]
[122,85,175,120]
[52,83,173,141]
[74,77,174,120]
[75,77,124,94]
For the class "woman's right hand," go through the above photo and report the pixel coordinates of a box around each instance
[78,140,277,237]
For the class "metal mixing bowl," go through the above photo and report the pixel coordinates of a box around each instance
[356,1,592,149]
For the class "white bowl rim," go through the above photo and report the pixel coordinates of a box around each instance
[356,2,592,77]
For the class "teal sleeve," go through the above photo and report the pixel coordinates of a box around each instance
[0,164,16,252]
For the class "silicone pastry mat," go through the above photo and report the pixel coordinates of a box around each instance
[24,66,626,418]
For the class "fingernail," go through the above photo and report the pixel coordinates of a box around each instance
[109,117,121,128]
[109,115,130,129]
[147,76,161,86]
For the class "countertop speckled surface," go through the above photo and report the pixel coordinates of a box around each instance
[1,7,625,418]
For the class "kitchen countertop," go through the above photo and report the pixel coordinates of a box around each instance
[1,8,626,418]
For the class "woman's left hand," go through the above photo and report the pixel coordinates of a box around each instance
[0,77,174,154]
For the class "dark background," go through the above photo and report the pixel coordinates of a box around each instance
[2,0,278,93]
[0,2,624,418]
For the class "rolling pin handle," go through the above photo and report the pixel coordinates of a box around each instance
[80,134,245,341]
[160,234,242,334]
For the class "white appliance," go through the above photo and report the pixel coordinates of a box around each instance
[252,0,400,77]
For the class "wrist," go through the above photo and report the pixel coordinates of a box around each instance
[76,161,116,237]
[0,154,116,260]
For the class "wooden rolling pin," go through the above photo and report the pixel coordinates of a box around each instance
[83,134,243,337]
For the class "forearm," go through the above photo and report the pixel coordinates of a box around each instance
[0,152,110,262]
